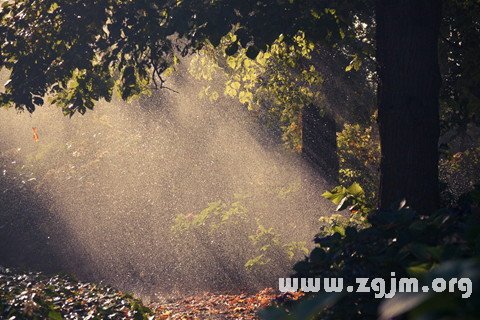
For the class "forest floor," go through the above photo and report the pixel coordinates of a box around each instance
[151,289,279,319]
[0,267,302,319]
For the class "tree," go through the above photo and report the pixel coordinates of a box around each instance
[1,0,475,212]
[376,0,442,213]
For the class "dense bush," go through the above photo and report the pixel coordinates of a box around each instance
[260,186,480,319]
[0,267,153,319]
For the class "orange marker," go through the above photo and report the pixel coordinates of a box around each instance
[32,127,39,142]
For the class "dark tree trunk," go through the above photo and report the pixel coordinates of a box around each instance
[302,104,339,186]
[376,0,442,213]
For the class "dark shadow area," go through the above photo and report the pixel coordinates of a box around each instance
[0,148,97,278]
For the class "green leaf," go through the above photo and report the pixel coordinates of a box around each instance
[332,225,345,237]
[47,3,59,14]
[321,189,346,205]
[407,263,431,277]
[346,182,364,197]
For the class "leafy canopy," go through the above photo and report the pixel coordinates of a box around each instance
[0,0,370,115]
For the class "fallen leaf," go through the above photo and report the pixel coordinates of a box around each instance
[32,127,39,142]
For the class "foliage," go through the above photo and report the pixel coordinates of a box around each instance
[171,193,309,274]
[172,199,248,234]
[439,0,480,133]
[245,224,309,271]
[321,182,373,215]
[261,186,480,319]
[440,145,480,205]
[317,212,368,238]
[0,267,282,319]
[0,267,153,319]
[0,0,368,115]
[188,31,324,151]
[378,259,479,320]
[336,117,380,200]
[335,116,479,207]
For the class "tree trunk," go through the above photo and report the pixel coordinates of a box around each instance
[302,104,339,187]
[376,0,442,213]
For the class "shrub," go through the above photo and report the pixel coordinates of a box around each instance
[260,186,480,319]
[171,193,310,276]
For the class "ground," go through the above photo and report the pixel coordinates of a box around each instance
[0,267,302,319]
[151,289,277,320]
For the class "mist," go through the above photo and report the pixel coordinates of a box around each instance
[0,71,334,297]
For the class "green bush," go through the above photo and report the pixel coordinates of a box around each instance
[171,192,310,275]
[260,186,480,319]
[0,268,153,319]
